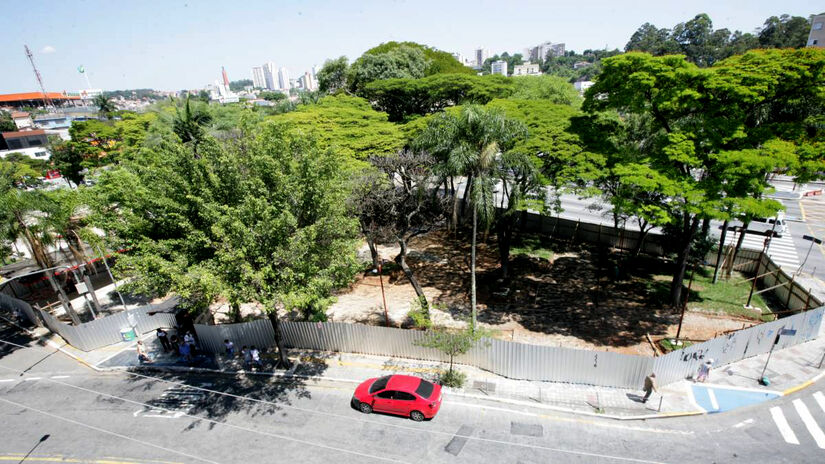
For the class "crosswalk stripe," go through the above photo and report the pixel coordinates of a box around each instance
[793,399,825,449]
[771,406,800,445]
[708,389,719,410]
[814,392,825,414]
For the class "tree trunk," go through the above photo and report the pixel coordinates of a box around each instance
[670,216,700,307]
[460,175,474,224]
[631,228,651,258]
[230,301,243,323]
[267,311,290,368]
[396,239,429,311]
[497,219,513,281]
[365,234,379,269]
[471,205,478,333]
[730,219,750,267]
[712,219,729,284]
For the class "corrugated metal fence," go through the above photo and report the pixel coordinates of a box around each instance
[0,292,41,327]
[196,308,823,388]
[36,297,179,351]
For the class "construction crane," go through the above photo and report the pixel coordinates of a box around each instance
[24,44,54,108]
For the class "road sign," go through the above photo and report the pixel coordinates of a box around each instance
[802,235,823,244]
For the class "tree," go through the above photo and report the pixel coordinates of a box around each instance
[415,326,486,384]
[49,140,87,186]
[584,49,825,306]
[317,56,350,93]
[509,75,581,106]
[172,96,212,152]
[759,15,811,48]
[229,79,253,92]
[94,94,116,119]
[259,91,287,102]
[363,74,514,122]
[363,151,446,312]
[349,44,430,94]
[625,23,679,55]
[358,41,474,77]
[89,123,360,367]
[415,105,526,331]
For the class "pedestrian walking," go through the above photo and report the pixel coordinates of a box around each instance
[241,346,251,369]
[696,359,713,383]
[156,328,171,352]
[250,346,263,369]
[224,339,235,358]
[137,340,152,364]
[179,341,192,363]
[642,373,657,403]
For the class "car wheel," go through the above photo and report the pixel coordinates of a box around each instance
[359,402,373,414]
[410,410,425,422]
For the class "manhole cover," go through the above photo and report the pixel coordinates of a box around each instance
[444,425,473,456]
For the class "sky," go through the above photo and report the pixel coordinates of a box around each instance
[0,0,821,93]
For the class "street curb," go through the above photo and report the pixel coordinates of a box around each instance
[782,370,825,396]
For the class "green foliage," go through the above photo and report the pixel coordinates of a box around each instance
[509,75,582,106]
[416,326,488,376]
[540,49,622,83]
[361,41,474,76]
[88,123,360,318]
[317,56,350,93]
[364,74,514,122]
[49,141,87,186]
[482,52,524,75]
[94,94,116,118]
[270,94,405,161]
[407,298,432,329]
[172,96,212,145]
[0,111,16,132]
[758,14,811,48]
[259,91,287,102]
[438,369,466,388]
[229,79,252,92]
[349,44,430,94]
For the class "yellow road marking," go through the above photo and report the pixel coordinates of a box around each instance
[783,380,814,396]
[0,456,183,464]
[335,360,442,374]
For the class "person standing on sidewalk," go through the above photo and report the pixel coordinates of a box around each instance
[241,346,251,369]
[250,346,263,369]
[696,359,713,382]
[642,373,657,403]
[156,328,171,352]
[224,339,235,358]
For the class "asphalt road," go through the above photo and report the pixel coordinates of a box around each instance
[1,324,825,463]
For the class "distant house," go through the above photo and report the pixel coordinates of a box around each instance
[512,62,541,76]
[33,114,71,129]
[11,112,33,130]
[491,60,508,76]
[573,80,594,94]
[2,129,49,150]
[573,61,592,70]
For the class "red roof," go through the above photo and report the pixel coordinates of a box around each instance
[0,92,80,103]
[2,129,46,139]
[10,111,30,118]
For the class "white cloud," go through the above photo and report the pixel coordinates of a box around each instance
[41,45,56,54]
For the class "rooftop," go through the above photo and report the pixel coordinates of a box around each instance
[0,92,81,103]
[2,129,46,139]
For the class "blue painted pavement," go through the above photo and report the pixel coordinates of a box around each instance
[692,384,780,413]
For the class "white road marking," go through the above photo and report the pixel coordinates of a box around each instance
[813,391,825,414]
[733,418,754,428]
[771,406,799,445]
[708,389,719,411]
[793,399,825,449]
[51,375,70,379]
[23,377,42,381]
[0,379,16,383]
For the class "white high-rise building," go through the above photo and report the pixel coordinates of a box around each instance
[278,67,291,90]
[251,66,266,88]
[263,62,277,90]
[311,65,319,81]
[491,60,508,76]
[298,72,316,91]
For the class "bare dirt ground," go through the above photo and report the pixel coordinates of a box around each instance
[328,230,756,356]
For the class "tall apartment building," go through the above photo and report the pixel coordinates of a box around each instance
[808,14,825,47]
[528,41,566,62]
[251,66,266,88]
[298,72,316,91]
[491,60,508,76]
[278,67,291,90]
[263,62,278,90]
[475,48,489,68]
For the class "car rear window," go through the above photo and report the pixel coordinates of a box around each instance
[415,379,435,398]
[369,376,391,394]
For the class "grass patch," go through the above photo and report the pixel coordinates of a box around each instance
[511,235,554,261]
[669,266,775,321]
[659,338,694,353]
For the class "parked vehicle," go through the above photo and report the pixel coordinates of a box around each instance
[352,374,442,421]
[722,213,788,238]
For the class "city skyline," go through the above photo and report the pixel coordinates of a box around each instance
[0,0,821,93]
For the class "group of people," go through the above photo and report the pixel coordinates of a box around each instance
[136,327,200,364]
[224,339,264,370]
[641,359,714,404]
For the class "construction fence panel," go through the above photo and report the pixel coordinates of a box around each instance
[0,292,41,327]
[194,319,276,355]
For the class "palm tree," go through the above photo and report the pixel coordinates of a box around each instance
[172,96,212,155]
[93,94,116,119]
[416,105,526,332]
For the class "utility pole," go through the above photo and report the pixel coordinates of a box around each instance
[24,45,53,108]
[377,261,389,327]
[746,237,770,308]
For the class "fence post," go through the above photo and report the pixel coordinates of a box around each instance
[785,275,795,309]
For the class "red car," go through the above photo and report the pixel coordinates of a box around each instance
[352,374,443,421]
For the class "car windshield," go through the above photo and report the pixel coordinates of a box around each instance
[415,379,435,398]
[369,376,391,394]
